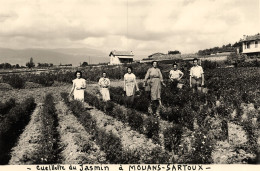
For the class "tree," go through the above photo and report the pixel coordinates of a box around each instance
[26,57,35,68]
[81,62,88,67]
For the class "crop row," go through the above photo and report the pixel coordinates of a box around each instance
[55,101,107,164]
[108,85,206,129]
[9,103,45,164]
[93,83,260,163]
[0,97,36,164]
[84,91,163,143]
[61,92,171,163]
[9,93,108,164]
[9,94,59,164]
[85,89,203,156]
[83,89,233,163]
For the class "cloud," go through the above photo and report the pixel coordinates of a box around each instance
[0,0,259,57]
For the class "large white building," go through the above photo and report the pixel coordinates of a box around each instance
[241,33,260,57]
[109,50,134,65]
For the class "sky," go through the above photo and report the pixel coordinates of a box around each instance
[0,0,259,57]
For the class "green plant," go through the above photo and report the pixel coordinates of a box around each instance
[2,74,25,89]
[163,124,183,153]
[0,97,36,164]
[127,109,144,133]
[0,98,16,116]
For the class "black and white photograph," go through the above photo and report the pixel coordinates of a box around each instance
[0,0,259,170]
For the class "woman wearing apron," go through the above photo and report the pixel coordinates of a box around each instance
[144,61,166,117]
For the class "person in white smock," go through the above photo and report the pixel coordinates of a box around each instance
[69,71,86,102]
[124,66,139,107]
[98,72,110,101]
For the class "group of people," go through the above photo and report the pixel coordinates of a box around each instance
[69,58,205,116]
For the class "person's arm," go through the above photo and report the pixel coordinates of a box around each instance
[189,75,192,87]
[169,70,172,79]
[98,78,102,88]
[159,69,166,86]
[134,75,139,91]
[69,81,75,96]
[201,74,205,86]
[189,68,192,87]
[144,68,150,85]
[107,78,111,88]
[179,71,184,80]
[201,67,204,86]
[123,75,126,91]
[81,79,86,89]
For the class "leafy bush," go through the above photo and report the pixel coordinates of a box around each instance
[179,104,195,131]
[127,109,144,133]
[182,129,214,164]
[70,100,85,117]
[241,120,258,154]
[2,74,25,89]
[160,106,181,123]
[104,101,115,114]
[0,97,36,164]
[134,94,150,112]
[163,124,183,153]
[60,92,70,105]
[144,117,160,143]
[112,106,128,123]
[33,74,55,86]
[201,60,219,70]
[0,98,16,116]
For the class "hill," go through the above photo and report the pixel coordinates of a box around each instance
[0,48,109,66]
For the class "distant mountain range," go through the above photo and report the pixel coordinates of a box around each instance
[0,47,110,66]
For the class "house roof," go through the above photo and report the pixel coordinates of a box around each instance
[109,50,134,56]
[148,52,165,58]
[241,33,260,42]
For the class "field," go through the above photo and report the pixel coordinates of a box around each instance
[0,63,259,164]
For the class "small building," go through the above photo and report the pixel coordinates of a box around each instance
[241,33,260,57]
[109,50,134,65]
[148,52,165,59]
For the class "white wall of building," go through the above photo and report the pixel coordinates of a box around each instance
[110,55,122,65]
[242,40,260,53]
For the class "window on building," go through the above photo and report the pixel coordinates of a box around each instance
[256,41,258,48]
[247,42,250,49]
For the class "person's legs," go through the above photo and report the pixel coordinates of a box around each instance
[191,78,197,93]
[170,80,178,92]
[156,101,161,118]
[196,78,202,93]
[129,95,134,108]
[151,100,160,118]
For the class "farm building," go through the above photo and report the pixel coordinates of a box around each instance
[140,52,182,63]
[241,33,260,57]
[148,52,165,59]
[109,50,134,65]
